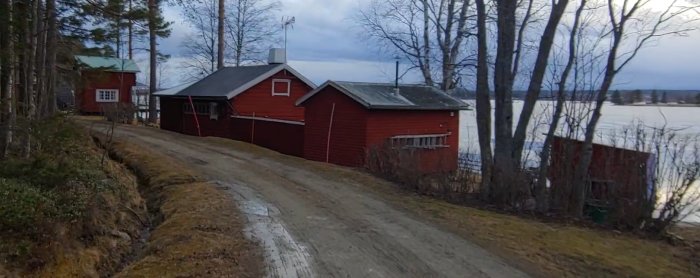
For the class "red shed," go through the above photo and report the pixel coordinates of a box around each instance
[549,136,656,225]
[156,50,315,156]
[296,81,470,173]
[75,55,139,114]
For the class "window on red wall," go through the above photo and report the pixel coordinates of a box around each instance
[272,79,291,96]
[96,89,119,102]
[390,134,450,149]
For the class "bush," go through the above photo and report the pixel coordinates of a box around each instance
[0,179,56,234]
[0,116,111,243]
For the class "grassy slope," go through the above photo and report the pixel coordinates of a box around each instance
[96,136,263,277]
[205,136,699,278]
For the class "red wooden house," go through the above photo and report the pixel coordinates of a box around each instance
[75,55,139,114]
[296,81,470,173]
[156,49,316,156]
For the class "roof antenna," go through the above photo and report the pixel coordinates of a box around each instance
[283,16,296,53]
[394,55,400,96]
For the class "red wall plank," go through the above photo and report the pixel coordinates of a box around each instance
[230,118,304,156]
[302,87,368,166]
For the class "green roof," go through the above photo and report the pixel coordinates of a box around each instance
[75,55,140,73]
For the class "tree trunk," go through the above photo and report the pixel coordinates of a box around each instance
[147,0,157,123]
[0,0,13,158]
[420,0,433,86]
[491,0,517,204]
[45,0,56,116]
[217,0,224,69]
[569,1,629,217]
[474,0,493,200]
[34,0,46,119]
[535,0,586,212]
[512,0,570,164]
[128,0,133,60]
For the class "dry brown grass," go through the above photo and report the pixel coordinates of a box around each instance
[203,136,699,277]
[97,137,263,278]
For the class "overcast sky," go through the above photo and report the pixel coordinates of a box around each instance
[139,0,700,90]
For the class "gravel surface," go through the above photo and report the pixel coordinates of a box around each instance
[88,122,527,278]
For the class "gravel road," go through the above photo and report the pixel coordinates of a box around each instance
[88,122,528,278]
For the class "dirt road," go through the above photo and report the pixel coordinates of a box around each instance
[88,122,527,278]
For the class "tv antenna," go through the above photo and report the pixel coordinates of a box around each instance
[283,16,296,50]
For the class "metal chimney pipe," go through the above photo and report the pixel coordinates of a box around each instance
[394,59,399,95]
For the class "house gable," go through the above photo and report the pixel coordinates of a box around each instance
[231,69,314,122]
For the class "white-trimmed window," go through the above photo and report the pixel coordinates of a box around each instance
[272,79,291,96]
[391,134,450,149]
[96,89,119,102]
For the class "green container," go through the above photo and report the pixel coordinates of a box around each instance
[589,207,608,224]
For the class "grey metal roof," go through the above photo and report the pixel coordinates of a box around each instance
[153,82,197,96]
[75,55,140,73]
[171,64,316,99]
[297,81,470,110]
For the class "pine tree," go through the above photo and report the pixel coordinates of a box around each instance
[651,90,658,104]
[633,89,644,103]
[147,0,171,123]
[610,90,623,105]
[661,91,668,103]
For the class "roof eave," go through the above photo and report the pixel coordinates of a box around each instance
[367,105,470,111]
[295,81,372,109]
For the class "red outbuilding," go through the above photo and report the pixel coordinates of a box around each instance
[548,136,656,225]
[156,49,316,156]
[296,81,470,173]
[75,55,139,114]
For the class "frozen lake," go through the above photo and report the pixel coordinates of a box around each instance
[459,101,700,151]
[458,101,700,223]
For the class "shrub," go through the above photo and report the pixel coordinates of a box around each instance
[0,179,56,234]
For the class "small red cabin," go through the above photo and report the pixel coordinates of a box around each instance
[296,81,469,173]
[75,55,139,114]
[156,53,315,156]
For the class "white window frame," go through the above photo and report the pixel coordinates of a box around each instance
[96,89,119,103]
[271,79,291,96]
[390,133,451,150]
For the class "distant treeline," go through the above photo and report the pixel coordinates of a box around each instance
[453,88,700,104]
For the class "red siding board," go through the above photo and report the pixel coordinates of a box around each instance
[302,87,368,167]
[159,97,182,132]
[230,118,304,156]
[78,71,136,114]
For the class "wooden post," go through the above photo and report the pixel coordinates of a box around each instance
[188,95,201,137]
[325,103,336,163]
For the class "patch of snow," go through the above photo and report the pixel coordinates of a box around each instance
[214,181,315,278]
